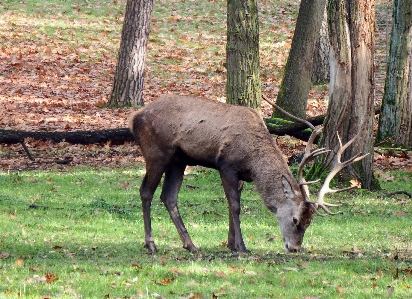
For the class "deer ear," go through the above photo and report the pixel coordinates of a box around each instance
[281,175,296,201]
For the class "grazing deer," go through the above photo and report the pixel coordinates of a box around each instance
[129,95,367,254]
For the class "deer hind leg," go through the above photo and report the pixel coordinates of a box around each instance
[140,164,166,255]
[161,162,197,253]
[220,169,247,254]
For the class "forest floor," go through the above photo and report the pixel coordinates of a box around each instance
[0,0,408,174]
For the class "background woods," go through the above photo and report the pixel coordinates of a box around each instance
[0,0,410,174]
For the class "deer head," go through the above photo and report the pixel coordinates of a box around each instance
[277,128,368,252]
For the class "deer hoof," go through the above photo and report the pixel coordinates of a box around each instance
[145,242,157,255]
[184,244,198,253]
[228,244,249,256]
[231,250,239,257]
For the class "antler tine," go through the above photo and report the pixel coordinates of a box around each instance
[297,128,330,199]
[312,203,342,216]
[315,132,370,215]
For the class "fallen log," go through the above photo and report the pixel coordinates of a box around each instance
[0,128,134,145]
[265,114,325,141]
[0,119,322,145]
[0,106,380,145]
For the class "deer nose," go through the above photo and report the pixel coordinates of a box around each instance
[285,243,304,253]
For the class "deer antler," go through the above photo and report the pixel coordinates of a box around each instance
[310,132,369,215]
[262,95,369,216]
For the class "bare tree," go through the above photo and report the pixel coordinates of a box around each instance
[377,0,412,147]
[272,0,327,119]
[318,0,378,190]
[226,0,261,111]
[108,0,153,107]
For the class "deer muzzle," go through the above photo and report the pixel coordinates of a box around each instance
[284,242,305,253]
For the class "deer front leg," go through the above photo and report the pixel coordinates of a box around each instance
[140,170,164,255]
[220,170,247,254]
[161,163,197,253]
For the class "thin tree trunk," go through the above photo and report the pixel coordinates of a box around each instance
[108,0,153,108]
[226,0,261,111]
[320,0,378,190]
[377,0,412,147]
[272,0,327,119]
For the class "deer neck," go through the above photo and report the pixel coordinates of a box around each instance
[250,149,300,212]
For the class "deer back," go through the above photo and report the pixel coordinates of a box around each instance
[129,95,284,173]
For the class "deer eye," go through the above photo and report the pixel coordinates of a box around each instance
[292,217,299,225]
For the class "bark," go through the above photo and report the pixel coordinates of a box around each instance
[377,0,412,147]
[273,0,327,119]
[312,6,330,84]
[108,0,153,107]
[320,0,378,190]
[226,0,261,111]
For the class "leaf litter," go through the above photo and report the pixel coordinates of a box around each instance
[1,0,409,175]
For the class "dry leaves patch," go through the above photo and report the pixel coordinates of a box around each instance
[0,0,408,173]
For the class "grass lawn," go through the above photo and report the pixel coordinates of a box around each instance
[1,165,411,298]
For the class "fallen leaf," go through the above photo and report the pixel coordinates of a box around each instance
[350,179,362,188]
[155,277,175,285]
[394,211,407,216]
[131,263,142,269]
[44,272,59,283]
[353,246,365,254]
[0,252,11,259]
[214,271,226,278]
[169,267,187,275]
[160,256,167,266]
[29,266,41,272]
[336,285,344,293]
[185,280,200,286]
[218,241,227,248]
[377,268,382,277]
[14,257,24,267]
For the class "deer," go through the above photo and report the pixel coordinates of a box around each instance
[128,94,368,255]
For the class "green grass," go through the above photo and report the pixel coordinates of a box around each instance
[1,166,411,298]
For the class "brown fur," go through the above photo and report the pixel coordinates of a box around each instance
[129,95,314,253]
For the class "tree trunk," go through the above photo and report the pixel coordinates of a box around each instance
[319,0,378,190]
[272,0,327,119]
[377,0,412,147]
[226,0,261,111]
[108,0,153,108]
[311,6,330,84]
